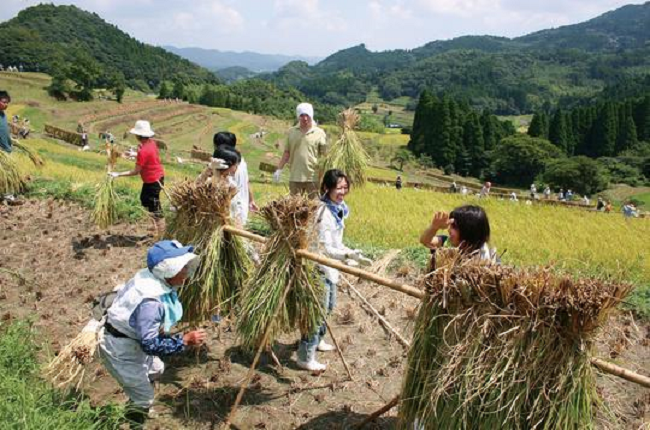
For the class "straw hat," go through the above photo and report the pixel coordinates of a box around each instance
[129,120,155,138]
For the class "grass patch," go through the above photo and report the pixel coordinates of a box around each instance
[0,320,124,429]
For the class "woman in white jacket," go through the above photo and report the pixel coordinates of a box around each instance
[297,169,371,371]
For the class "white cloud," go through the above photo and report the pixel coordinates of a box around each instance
[417,0,497,17]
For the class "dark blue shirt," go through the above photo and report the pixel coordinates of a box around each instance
[0,112,11,153]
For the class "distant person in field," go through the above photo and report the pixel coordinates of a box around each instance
[596,197,605,211]
[99,240,206,425]
[297,169,371,372]
[419,205,497,270]
[510,192,518,202]
[530,183,537,199]
[479,181,491,199]
[543,186,551,199]
[110,120,165,234]
[558,188,565,201]
[460,185,468,196]
[274,102,327,198]
[395,175,402,190]
[605,201,612,213]
[450,181,458,193]
[622,201,638,219]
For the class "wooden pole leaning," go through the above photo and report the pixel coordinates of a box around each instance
[341,277,411,349]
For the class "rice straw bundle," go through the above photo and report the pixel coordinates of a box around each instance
[321,108,369,186]
[44,319,101,390]
[166,179,251,322]
[237,194,324,352]
[399,249,632,429]
[0,150,25,195]
[91,143,121,228]
[12,139,45,167]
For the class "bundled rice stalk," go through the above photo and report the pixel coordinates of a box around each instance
[0,150,25,195]
[44,319,101,390]
[12,138,45,167]
[166,179,251,322]
[321,108,369,186]
[91,143,121,229]
[399,249,632,430]
[237,194,324,352]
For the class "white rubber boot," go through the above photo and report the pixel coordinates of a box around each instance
[296,359,327,371]
[317,339,336,352]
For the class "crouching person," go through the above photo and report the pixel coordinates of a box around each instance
[99,240,206,425]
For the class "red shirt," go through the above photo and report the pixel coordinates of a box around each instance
[136,139,164,183]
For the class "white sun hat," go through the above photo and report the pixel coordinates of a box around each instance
[129,120,155,137]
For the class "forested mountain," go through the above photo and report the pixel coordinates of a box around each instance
[0,5,216,90]
[266,2,650,115]
[164,46,321,73]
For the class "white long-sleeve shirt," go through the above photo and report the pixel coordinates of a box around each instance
[315,203,354,284]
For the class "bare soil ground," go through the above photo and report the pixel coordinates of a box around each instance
[0,199,648,429]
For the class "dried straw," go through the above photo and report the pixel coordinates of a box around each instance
[237,194,324,352]
[166,179,251,322]
[44,319,100,390]
[91,143,121,229]
[12,139,44,167]
[321,108,369,186]
[0,150,25,195]
[399,248,632,429]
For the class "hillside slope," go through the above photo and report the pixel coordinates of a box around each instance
[0,4,216,89]
[267,2,650,114]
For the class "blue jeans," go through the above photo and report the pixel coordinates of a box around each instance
[298,277,336,362]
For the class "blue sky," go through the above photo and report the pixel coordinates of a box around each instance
[2,0,645,57]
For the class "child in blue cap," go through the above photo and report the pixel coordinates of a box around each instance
[99,240,206,425]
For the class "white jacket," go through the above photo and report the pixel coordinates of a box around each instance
[315,204,353,284]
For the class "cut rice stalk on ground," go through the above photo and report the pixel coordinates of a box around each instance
[44,319,101,390]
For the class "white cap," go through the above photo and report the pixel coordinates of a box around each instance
[129,120,155,137]
[296,103,314,120]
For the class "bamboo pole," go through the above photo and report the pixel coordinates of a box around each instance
[590,357,650,388]
[354,395,400,429]
[223,276,295,428]
[218,224,650,390]
[341,277,411,349]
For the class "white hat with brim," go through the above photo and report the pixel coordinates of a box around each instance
[130,120,155,138]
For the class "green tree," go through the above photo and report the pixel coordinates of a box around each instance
[109,71,126,103]
[543,156,608,195]
[158,81,171,99]
[67,49,101,101]
[548,109,569,152]
[391,148,415,171]
[490,136,564,187]
[528,112,548,138]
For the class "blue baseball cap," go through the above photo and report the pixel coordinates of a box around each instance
[147,240,195,271]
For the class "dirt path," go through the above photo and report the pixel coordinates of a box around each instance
[0,199,648,429]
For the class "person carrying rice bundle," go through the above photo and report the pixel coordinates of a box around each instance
[98,240,207,425]
[110,120,165,234]
[297,169,372,371]
[196,144,245,226]
[274,102,328,198]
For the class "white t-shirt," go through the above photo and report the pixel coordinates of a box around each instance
[233,158,249,224]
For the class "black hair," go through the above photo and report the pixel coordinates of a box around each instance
[320,169,350,196]
[213,144,241,168]
[449,205,490,253]
[213,131,236,149]
[0,90,10,102]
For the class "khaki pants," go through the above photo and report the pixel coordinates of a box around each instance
[289,181,319,199]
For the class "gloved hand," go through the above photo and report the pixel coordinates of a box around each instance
[272,169,283,183]
[209,157,228,170]
[347,249,372,266]
[108,172,120,178]
[344,259,359,267]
